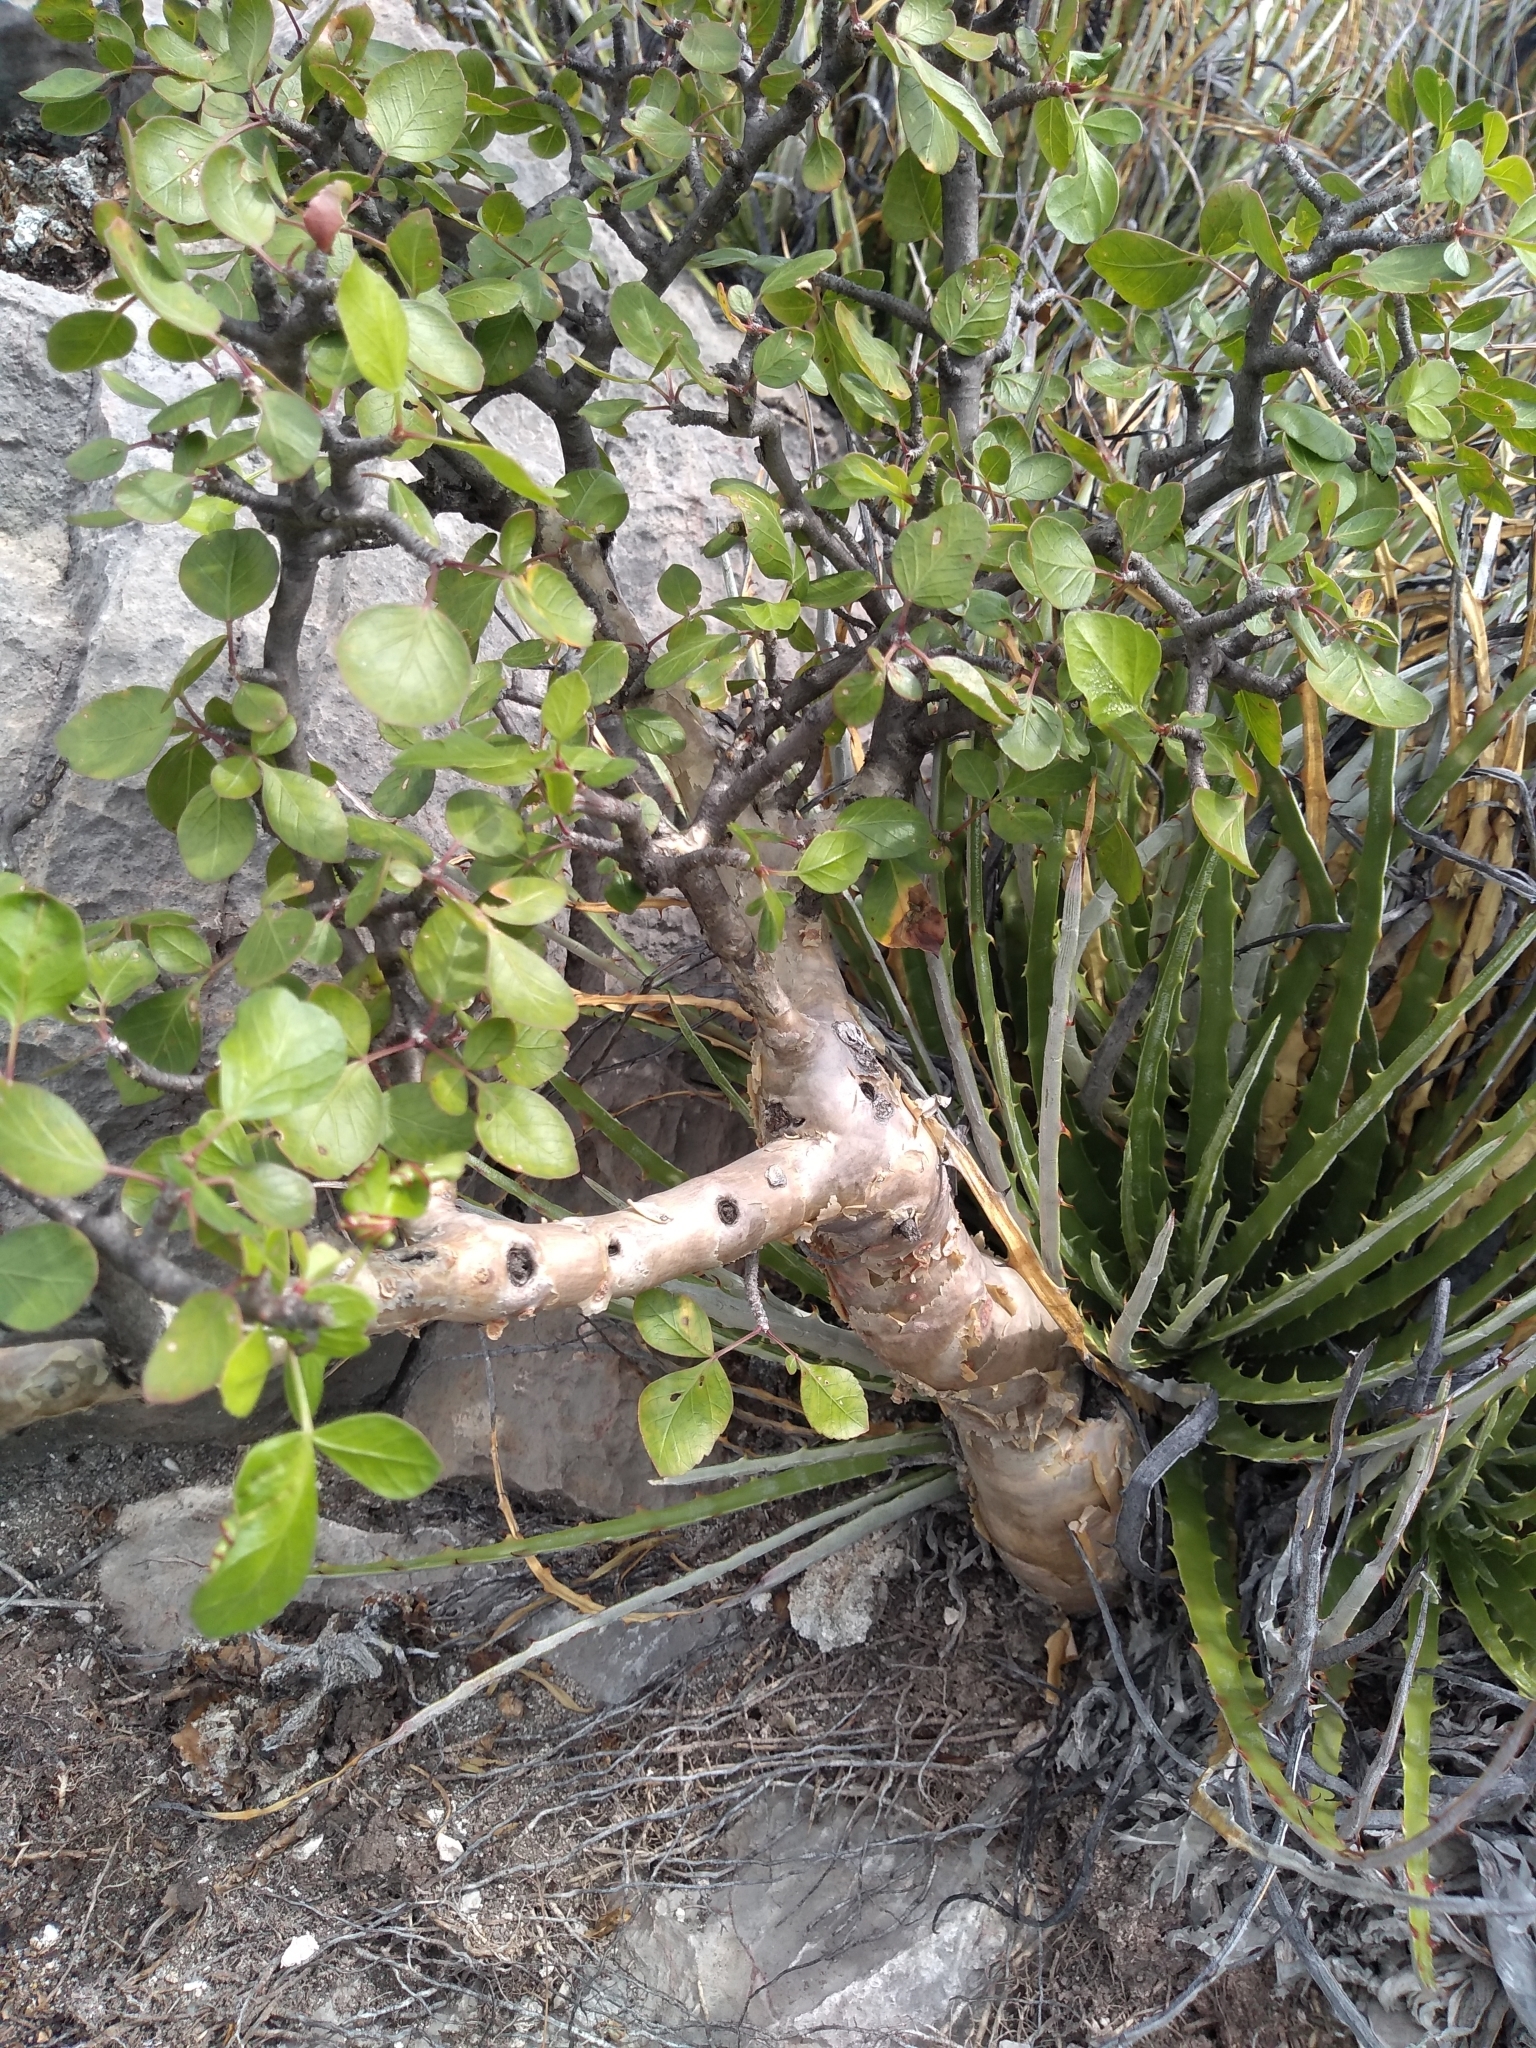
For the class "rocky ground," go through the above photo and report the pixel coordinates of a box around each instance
[1,1423,1366,2048]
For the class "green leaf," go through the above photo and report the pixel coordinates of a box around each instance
[801,132,846,193]
[412,901,487,1007]
[179,528,279,619]
[1360,243,1477,292]
[335,603,472,724]
[177,787,257,881]
[89,939,158,1007]
[365,50,468,162]
[882,149,943,241]
[130,117,212,225]
[336,256,408,392]
[475,1081,578,1178]
[57,687,175,781]
[485,928,579,1031]
[0,1224,98,1332]
[798,1360,869,1440]
[899,43,1001,156]
[257,389,322,481]
[381,1080,474,1163]
[218,986,348,1121]
[65,435,128,482]
[118,987,202,1073]
[307,984,372,1059]
[0,891,88,1026]
[100,209,221,337]
[1021,516,1098,609]
[142,1290,242,1403]
[712,478,794,581]
[485,877,568,924]
[932,256,1013,354]
[1062,611,1161,722]
[233,907,315,989]
[624,706,687,755]
[200,142,277,247]
[795,829,870,894]
[839,796,930,858]
[638,1358,732,1476]
[1085,230,1210,307]
[929,654,1016,725]
[189,1431,318,1637]
[47,310,137,372]
[22,64,115,102]
[260,764,348,861]
[754,328,814,387]
[635,1287,714,1358]
[678,15,742,69]
[1267,399,1354,463]
[218,1327,274,1418]
[401,296,484,393]
[387,207,444,296]
[1191,787,1257,876]
[1044,136,1119,245]
[1306,645,1432,728]
[897,65,958,173]
[998,696,1066,771]
[275,1060,386,1176]
[504,562,595,648]
[115,469,194,524]
[227,0,274,84]
[1032,93,1079,172]
[313,1414,441,1497]
[891,502,990,608]
[229,1163,315,1227]
[0,1083,106,1197]
[609,280,696,366]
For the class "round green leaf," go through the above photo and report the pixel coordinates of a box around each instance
[882,149,943,242]
[366,50,468,161]
[475,1081,578,1178]
[200,141,277,247]
[485,877,568,925]
[313,1414,441,1498]
[131,117,212,224]
[259,764,349,862]
[275,1060,386,1176]
[189,1431,317,1637]
[115,469,194,524]
[118,987,202,1074]
[230,1162,316,1227]
[46,309,137,372]
[218,986,348,1122]
[485,929,578,1031]
[0,1223,98,1332]
[637,1358,732,1476]
[1062,612,1162,723]
[58,686,176,780]
[65,435,128,481]
[219,1327,275,1418]
[1190,787,1258,877]
[1306,646,1433,729]
[142,1290,243,1403]
[1022,516,1098,610]
[177,787,258,881]
[802,132,846,193]
[0,1081,107,1196]
[335,604,472,724]
[179,528,280,619]
[0,890,88,1027]
[890,502,990,609]
[795,829,870,894]
[798,1360,870,1440]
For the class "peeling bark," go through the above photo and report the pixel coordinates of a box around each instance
[363,916,1136,1614]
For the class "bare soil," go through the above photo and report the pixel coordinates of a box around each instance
[0,1433,1359,2048]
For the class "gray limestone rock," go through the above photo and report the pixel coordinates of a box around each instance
[98,1480,474,1655]
[401,1307,660,1519]
[513,1600,738,1707]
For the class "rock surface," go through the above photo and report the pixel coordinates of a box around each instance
[401,1306,660,1517]
[570,1786,1018,2046]
[98,1482,473,1655]
[787,1529,911,1653]
[514,1600,738,1707]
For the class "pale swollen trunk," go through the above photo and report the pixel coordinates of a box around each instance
[362,917,1136,1613]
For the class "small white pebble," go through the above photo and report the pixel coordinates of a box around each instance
[183,1980,208,1996]
[674,1905,687,1923]
[425,1804,445,1824]
[459,1889,483,1915]
[942,1605,963,1626]
[32,1924,62,1952]
[279,1933,319,1970]
[292,1835,324,1862]
[161,1457,182,1475]
[72,1611,93,1627]
[435,1830,464,1865]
